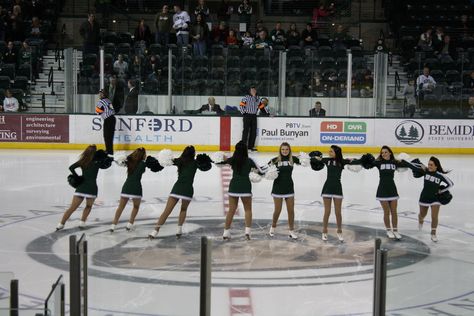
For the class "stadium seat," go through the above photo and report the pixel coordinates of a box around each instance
[0,76,10,89]
[102,32,119,44]
[16,64,32,79]
[211,67,225,80]
[210,56,225,68]
[227,68,241,81]
[103,43,115,55]
[445,70,461,84]
[0,64,15,80]
[12,76,28,90]
[83,54,98,66]
[227,56,240,68]
[193,55,208,68]
[194,67,209,80]
[116,43,131,56]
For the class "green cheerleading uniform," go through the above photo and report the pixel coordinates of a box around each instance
[69,162,100,198]
[269,156,300,198]
[419,171,454,206]
[223,157,262,197]
[121,161,146,199]
[169,159,198,200]
[316,158,359,199]
[371,159,412,201]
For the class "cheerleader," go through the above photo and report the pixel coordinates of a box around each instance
[369,146,412,240]
[220,141,265,240]
[268,142,300,239]
[311,145,359,242]
[110,148,163,232]
[56,145,111,230]
[411,157,454,242]
[148,146,211,239]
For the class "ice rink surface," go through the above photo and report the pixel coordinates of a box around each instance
[0,149,473,316]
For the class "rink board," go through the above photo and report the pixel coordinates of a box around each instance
[0,114,473,153]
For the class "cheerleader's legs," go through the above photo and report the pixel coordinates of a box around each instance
[112,197,130,225]
[380,200,398,230]
[285,197,295,231]
[225,196,252,229]
[419,206,429,226]
[177,199,191,226]
[60,196,85,225]
[430,205,440,234]
[154,197,180,229]
[241,197,253,228]
[80,198,96,222]
[129,198,142,224]
[322,197,332,234]
[271,198,283,228]
[333,198,343,233]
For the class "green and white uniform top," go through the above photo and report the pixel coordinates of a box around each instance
[370,159,412,201]
[121,161,146,199]
[268,156,301,198]
[169,159,199,201]
[222,157,263,197]
[418,171,453,206]
[69,161,100,199]
[315,158,359,199]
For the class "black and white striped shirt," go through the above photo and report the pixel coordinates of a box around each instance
[239,95,264,115]
[95,98,115,119]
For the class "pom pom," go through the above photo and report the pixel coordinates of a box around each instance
[249,171,262,183]
[94,149,113,169]
[264,164,279,180]
[145,156,164,172]
[67,174,83,188]
[211,151,225,164]
[310,158,325,171]
[158,149,174,166]
[360,153,375,169]
[196,153,212,171]
[309,150,323,158]
[94,149,108,161]
[397,152,410,161]
[437,186,453,205]
[346,164,362,172]
[299,152,310,167]
[114,152,128,167]
[410,158,425,178]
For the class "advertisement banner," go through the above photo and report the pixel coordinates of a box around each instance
[0,114,69,142]
[375,119,474,148]
[230,117,373,147]
[70,115,220,145]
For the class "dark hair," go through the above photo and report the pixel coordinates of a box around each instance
[377,145,394,161]
[315,101,321,105]
[331,145,343,167]
[232,141,248,172]
[429,156,449,174]
[77,145,97,168]
[175,146,196,172]
[127,147,147,175]
[128,79,136,87]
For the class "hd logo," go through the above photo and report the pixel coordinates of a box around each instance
[320,121,367,144]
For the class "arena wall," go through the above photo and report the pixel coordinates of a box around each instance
[0,114,473,154]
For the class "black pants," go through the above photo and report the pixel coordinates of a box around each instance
[103,115,116,155]
[242,114,257,149]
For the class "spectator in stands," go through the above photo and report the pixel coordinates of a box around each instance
[402,79,416,118]
[124,79,139,114]
[145,54,160,76]
[238,0,252,31]
[197,96,224,114]
[418,28,432,50]
[254,20,268,38]
[0,6,6,41]
[416,67,436,98]
[7,5,24,42]
[18,41,31,65]
[129,55,143,80]
[432,27,444,53]
[359,70,374,97]
[134,19,152,47]
[309,101,326,117]
[332,24,348,46]
[107,75,124,113]
[312,3,334,29]
[113,54,129,79]
[217,0,233,23]
[194,0,210,20]
[155,4,172,46]
[301,23,317,47]
[79,13,100,55]
[30,0,44,19]
[241,30,254,47]
[438,35,456,59]
[191,13,209,56]
[3,41,17,64]
[286,23,300,47]
[468,71,474,91]
[30,16,41,38]
[270,22,286,46]
[252,30,272,49]
[173,4,191,47]
[227,29,239,46]
[459,15,472,38]
[211,21,228,45]
[1,89,19,112]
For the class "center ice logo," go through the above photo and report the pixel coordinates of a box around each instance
[395,120,424,145]
[320,121,367,144]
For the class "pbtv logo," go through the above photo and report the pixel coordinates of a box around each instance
[320,121,367,144]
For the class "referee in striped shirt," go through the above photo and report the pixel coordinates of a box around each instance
[96,89,116,156]
[239,86,268,151]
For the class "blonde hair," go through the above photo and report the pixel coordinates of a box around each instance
[277,142,293,165]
